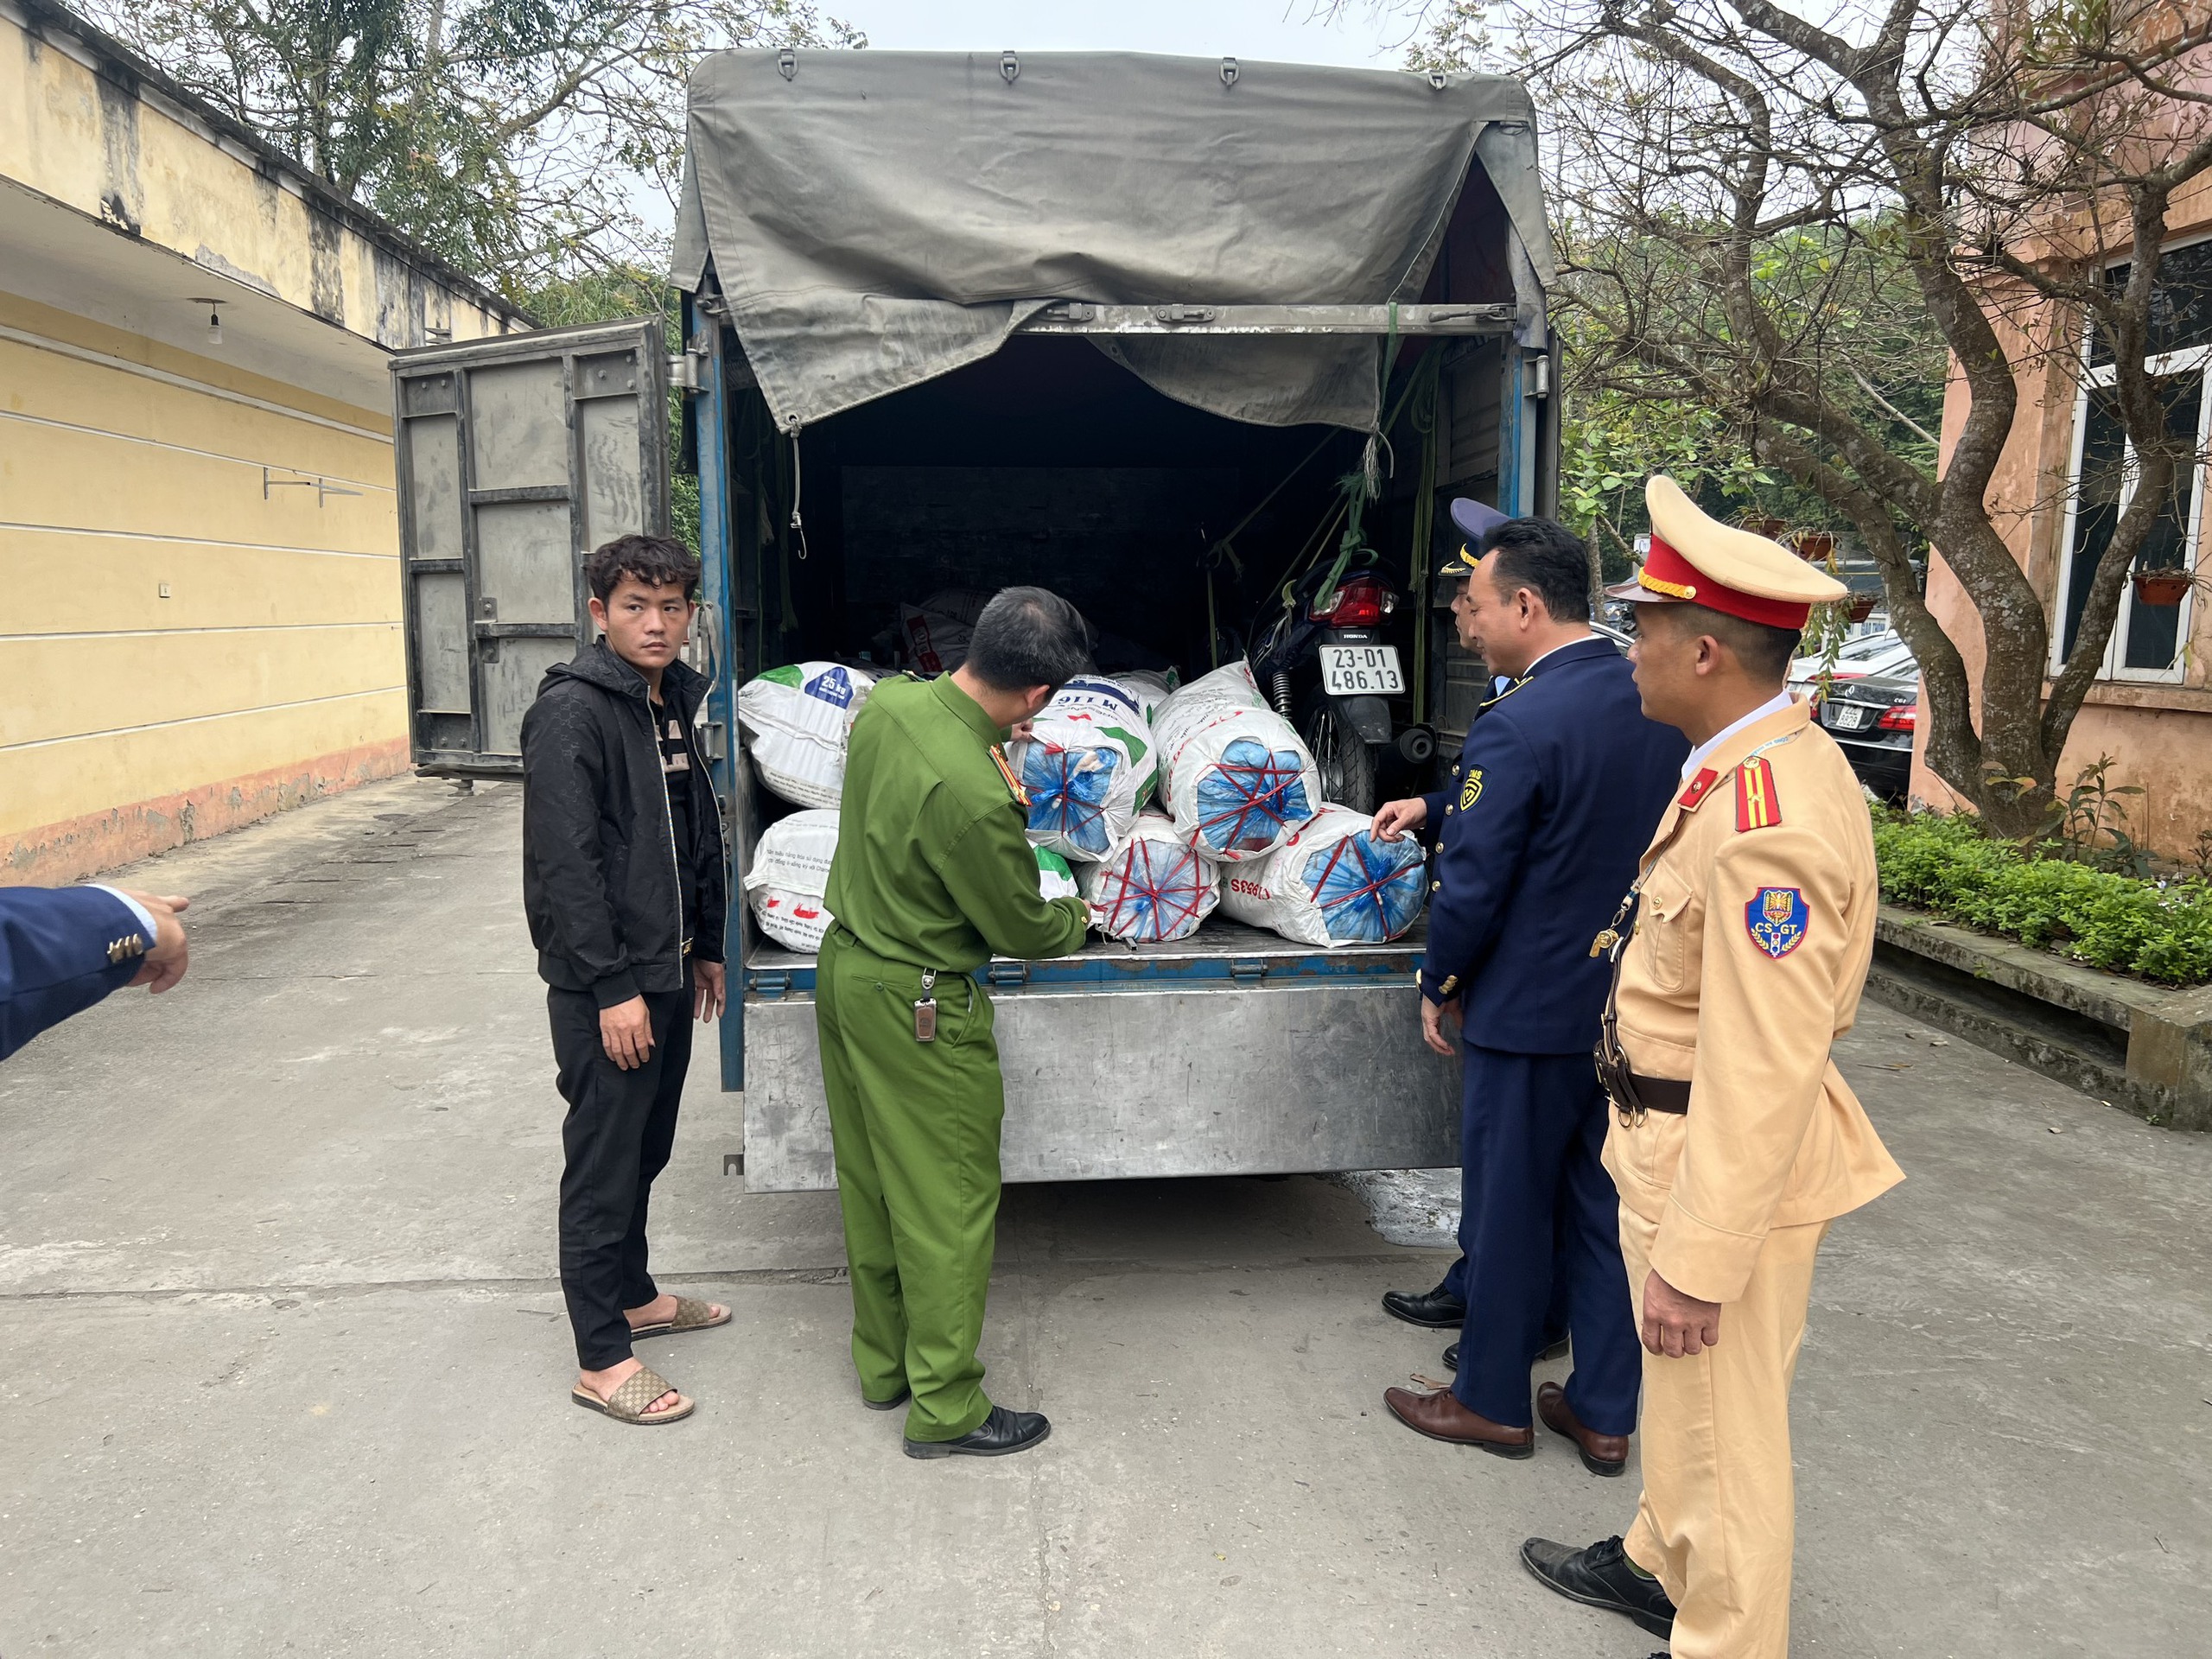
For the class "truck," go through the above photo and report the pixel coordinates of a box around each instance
[388,49,1559,1192]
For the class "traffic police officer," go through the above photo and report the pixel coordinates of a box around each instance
[1522,478,1904,1657]
[1376,511,1687,1466]
[817,586,1093,1459]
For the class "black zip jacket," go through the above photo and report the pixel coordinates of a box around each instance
[520,641,727,1007]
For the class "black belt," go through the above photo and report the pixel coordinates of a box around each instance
[1627,1073,1691,1115]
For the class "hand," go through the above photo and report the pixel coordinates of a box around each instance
[121,891,190,993]
[600,995,653,1070]
[1008,720,1035,743]
[1420,994,1461,1058]
[1371,798,1427,842]
[693,958,727,1022]
[1641,1269,1722,1357]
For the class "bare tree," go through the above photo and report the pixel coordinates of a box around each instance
[1402,0,2212,836]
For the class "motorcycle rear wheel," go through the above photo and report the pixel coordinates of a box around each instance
[1300,693,1378,816]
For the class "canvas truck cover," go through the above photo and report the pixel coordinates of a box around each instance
[671,50,1552,432]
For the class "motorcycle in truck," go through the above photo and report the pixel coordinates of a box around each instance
[386,49,1559,1192]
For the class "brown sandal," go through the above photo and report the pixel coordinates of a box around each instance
[571,1365,693,1425]
[628,1295,731,1340]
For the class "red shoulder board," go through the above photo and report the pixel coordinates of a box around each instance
[1676,767,1721,811]
[989,744,1031,808]
[1736,756,1783,831]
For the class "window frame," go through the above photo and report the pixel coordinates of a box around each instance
[2052,250,2210,687]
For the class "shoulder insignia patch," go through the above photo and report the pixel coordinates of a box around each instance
[988,743,1031,807]
[1745,887,1808,959]
[1459,767,1484,810]
[1736,756,1783,831]
[1676,767,1720,811]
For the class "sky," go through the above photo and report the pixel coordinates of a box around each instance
[830,0,1425,69]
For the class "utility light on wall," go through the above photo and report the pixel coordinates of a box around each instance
[191,297,223,346]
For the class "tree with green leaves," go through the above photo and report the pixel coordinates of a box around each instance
[88,0,859,296]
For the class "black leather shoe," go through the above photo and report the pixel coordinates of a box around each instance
[1442,1336,1570,1372]
[1382,1286,1465,1328]
[861,1386,911,1412]
[904,1404,1051,1459]
[1519,1536,1675,1638]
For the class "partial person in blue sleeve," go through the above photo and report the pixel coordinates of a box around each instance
[1,885,191,1061]
[1370,512,1686,1471]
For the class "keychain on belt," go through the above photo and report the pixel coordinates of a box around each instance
[912,969,938,1044]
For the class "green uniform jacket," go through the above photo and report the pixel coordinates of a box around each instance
[825,674,1090,970]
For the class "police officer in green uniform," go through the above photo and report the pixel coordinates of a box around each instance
[818,586,1094,1459]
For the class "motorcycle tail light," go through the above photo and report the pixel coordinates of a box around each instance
[1878,702,1916,732]
[1314,577,1389,627]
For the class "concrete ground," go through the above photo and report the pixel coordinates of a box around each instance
[1,779,2206,1659]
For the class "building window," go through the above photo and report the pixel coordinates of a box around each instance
[2056,240,2210,683]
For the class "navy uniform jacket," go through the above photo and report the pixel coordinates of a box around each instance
[1418,637,1688,1053]
[1,886,149,1061]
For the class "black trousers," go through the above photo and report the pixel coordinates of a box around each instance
[549,978,694,1370]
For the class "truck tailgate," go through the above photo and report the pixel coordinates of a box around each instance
[740,921,1457,1191]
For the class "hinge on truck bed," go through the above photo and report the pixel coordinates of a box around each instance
[749,971,791,999]
[1230,960,1271,983]
[985,962,1031,988]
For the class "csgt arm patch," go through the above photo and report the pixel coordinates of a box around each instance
[1459,767,1484,810]
[1745,887,1808,960]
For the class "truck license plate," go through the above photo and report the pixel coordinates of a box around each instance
[1322,645,1403,696]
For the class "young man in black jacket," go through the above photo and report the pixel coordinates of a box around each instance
[522,533,729,1426]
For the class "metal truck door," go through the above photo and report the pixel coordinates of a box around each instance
[391,319,670,776]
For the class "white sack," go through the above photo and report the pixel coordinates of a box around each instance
[1079,813,1222,944]
[899,588,992,673]
[1151,660,1322,862]
[1035,846,1082,902]
[1007,676,1159,861]
[1116,669,1179,724]
[1218,804,1428,947]
[744,808,841,952]
[736,661,876,809]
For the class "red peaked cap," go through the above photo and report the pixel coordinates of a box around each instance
[1636,533,1815,631]
[1608,475,1848,630]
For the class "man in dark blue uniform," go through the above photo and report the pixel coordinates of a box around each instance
[2,884,191,1061]
[1374,512,1687,1471]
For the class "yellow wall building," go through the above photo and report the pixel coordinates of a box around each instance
[0,0,529,882]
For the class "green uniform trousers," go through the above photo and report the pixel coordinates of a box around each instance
[816,928,1005,1441]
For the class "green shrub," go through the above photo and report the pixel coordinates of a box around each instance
[1872,809,2212,986]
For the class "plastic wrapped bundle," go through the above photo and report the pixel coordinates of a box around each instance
[744,809,841,952]
[1079,814,1221,944]
[1008,676,1158,861]
[1218,804,1428,947]
[736,662,876,808]
[1152,661,1322,862]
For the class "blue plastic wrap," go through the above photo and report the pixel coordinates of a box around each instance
[1193,739,1313,855]
[1300,829,1427,944]
[1021,746,1122,858]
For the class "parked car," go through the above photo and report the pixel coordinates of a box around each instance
[1815,664,1917,798]
[1788,629,1911,707]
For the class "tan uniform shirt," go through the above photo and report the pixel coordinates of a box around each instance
[1602,701,1904,1304]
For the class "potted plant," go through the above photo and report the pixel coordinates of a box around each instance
[2131,567,2196,607]
[1795,529,1837,563]
[1739,515,1790,540]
